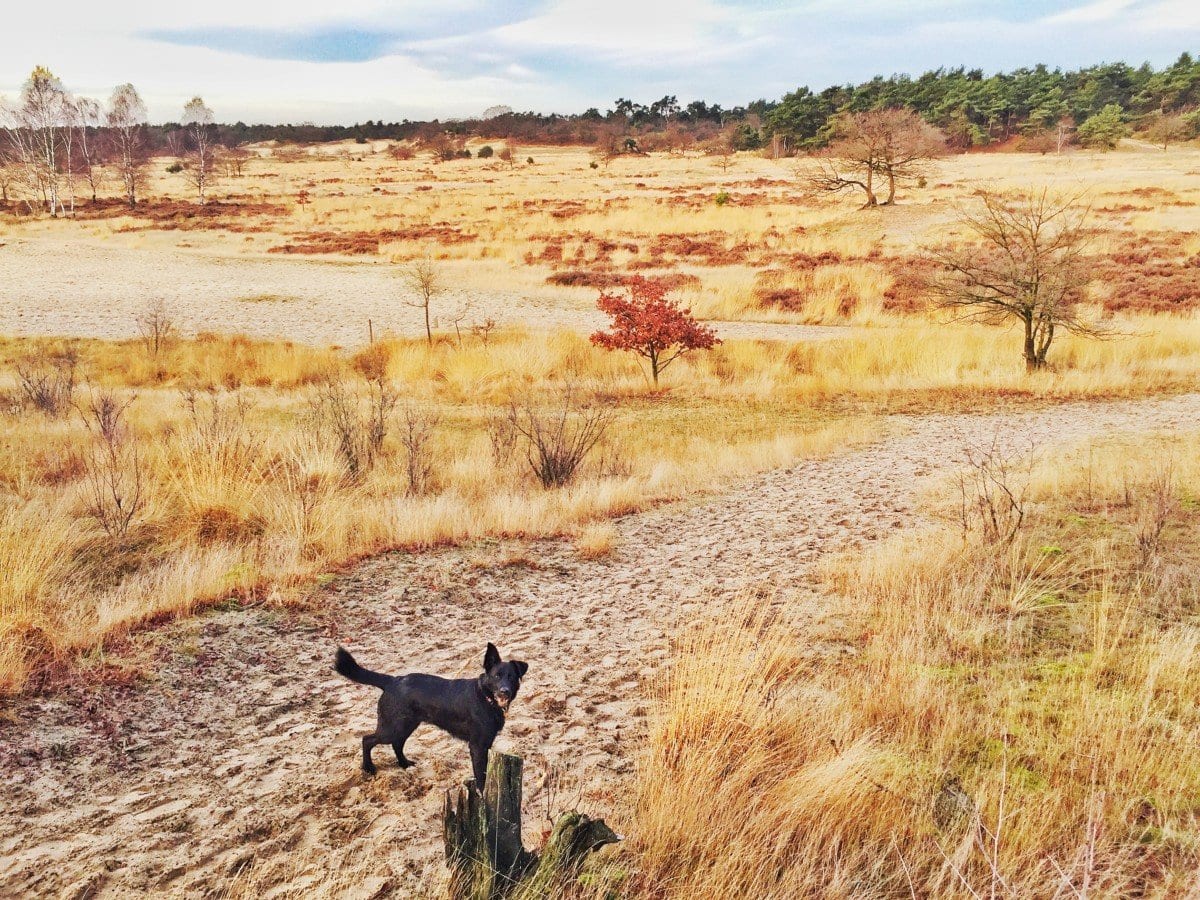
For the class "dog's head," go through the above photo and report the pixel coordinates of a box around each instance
[480,643,528,714]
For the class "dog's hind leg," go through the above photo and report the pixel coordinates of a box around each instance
[361,734,382,776]
[392,717,418,769]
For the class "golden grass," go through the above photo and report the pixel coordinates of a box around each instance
[7,145,1200,328]
[0,330,870,694]
[575,523,618,560]
[627,431,1200,898]
[3,316,1200,694]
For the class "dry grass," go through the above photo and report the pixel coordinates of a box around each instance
[6,319,1200,694]
[626,431,1200,898]
[3,315,1200,694]
[0,330,870,694]
[575,523,618,560]
[5,145,1200,331]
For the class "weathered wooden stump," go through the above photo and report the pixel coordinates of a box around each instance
[443,751,620,900]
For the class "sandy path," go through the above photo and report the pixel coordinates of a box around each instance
[2,393,1198,898]
[0,238,842,345]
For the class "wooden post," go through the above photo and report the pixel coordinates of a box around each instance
[367,318,374,344]
[443,751,620,900]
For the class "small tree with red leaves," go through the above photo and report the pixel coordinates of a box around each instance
[590,277,720,384]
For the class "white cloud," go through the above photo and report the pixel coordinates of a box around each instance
[1041,0,1138,26]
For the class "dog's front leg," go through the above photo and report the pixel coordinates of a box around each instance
[469,741,490,790]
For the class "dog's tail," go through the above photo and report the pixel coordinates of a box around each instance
[333,647,392,690]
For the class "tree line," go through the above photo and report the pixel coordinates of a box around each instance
[766,54,1200,151]
[0,67,227,213]
[2,54,1198,214]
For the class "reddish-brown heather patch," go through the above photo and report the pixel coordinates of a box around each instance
[74,198,286,232]
[882,256,939,314]
[546,270,699,290]
[647,232,752,266]
[1093,241,1200,312]
[270,225,477,255]
[268,231,381,254]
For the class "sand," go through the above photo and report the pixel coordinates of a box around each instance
[0,235,844,346]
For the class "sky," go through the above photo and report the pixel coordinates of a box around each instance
[1,1,1197,124]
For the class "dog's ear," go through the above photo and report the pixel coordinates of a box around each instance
[483,642,502,671]
[512,660,529,679]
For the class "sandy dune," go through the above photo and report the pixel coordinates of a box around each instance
[2,391,1197,898]
[0,237,843,345]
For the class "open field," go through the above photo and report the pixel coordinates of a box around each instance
[3,145,1200,342]
[3,142,1200,898]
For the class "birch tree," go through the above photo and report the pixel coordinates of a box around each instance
[106,83,149,209]
[71,96,106,203]
[180,96,217,204]
[1,66,69,215]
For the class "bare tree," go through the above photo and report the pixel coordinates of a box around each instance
[449,298,475,347]
[136,299,177,357]
[1145,112,1189,150]
[221,143,252,177]
[926,189,1103,371]
[106,84,149,208]
[401,257,443,346]
[180,96,218,204]
[705,126,736,173]
[0,150,14,204]
[805,108,946,207]
[1055,116,1076,154]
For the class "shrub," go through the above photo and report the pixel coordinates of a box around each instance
[308,371,397,480]
[166,162,184,174]
[399,405,440,496]
[16,346,78,416]
[477,145,494,158]
[714,191,731,206]
[78,388,144,538]
[506,387,611,488]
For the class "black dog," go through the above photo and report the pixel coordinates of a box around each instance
[334,643,528,788]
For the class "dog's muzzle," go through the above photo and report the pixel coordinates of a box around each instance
[494,692,511,712]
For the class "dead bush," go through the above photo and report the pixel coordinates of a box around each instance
[1135,458,1177,567]
[181,388,261,470]
[136,300,177,358]
[399,405,440,496]
[77,389,144,538]
[16,345,79,416]
[507,387,612,488]
[308,372,397,479]
[956,433,1036,544]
